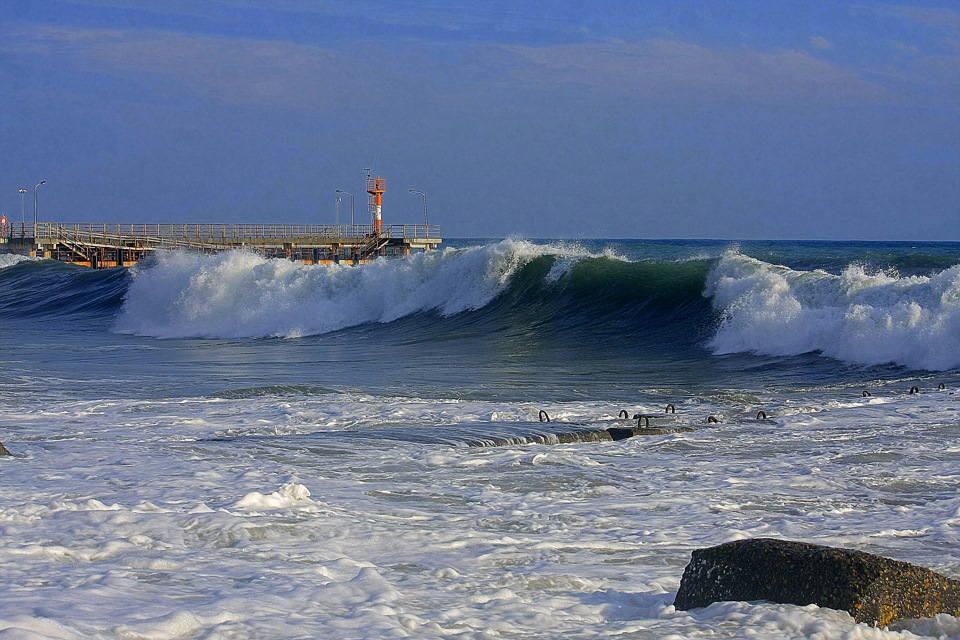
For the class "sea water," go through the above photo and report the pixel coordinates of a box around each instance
[1,239,959,639]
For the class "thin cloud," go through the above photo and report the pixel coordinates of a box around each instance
[496,38,888,102]
[892,40,920,55]
[809,36,833,50]
[4,20,950,111]
[880,5,960,35]
[2,25,348,107]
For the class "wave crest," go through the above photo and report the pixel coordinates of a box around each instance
[705,252,960,371]
[0,254,36,269]
[113,240,573,339]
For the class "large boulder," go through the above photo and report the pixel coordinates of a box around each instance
[674,538,960,627]
[0,441,9,456]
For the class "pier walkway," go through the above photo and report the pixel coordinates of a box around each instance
[1,222,442,268]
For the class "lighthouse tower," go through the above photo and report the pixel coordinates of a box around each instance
[366,175,385,234]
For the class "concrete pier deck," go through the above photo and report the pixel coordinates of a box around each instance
[2,222,442,268]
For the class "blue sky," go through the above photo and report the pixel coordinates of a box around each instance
[1,1,958,239]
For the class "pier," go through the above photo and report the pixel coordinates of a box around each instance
[0,176,440,268]
[1,221,441,268]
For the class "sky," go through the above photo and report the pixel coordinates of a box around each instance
[1,1,958,240]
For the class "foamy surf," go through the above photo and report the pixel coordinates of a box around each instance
[112,242,960,371]
[0,253,36,269]
[113,240,596,339]
[706,252,960,371]
[2,383,959,639]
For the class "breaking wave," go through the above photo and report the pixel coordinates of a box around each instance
[706,252,960,371]
[3,239,958,371]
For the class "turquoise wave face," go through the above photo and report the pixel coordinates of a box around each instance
[463,254,716,349]
[101,242,719,351]
[3,239,959,372]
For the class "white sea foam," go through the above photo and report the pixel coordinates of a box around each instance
[232,482,319,511]
[114,240,569,339]
[0,253,35,269]
[1,384,959,638]
[705,252,960,371]
[113,239,611,339]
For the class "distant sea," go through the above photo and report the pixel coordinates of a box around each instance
[1,239,959,638]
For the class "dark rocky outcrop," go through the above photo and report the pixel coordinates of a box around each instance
[674,538,960,627]
[607,426,694,441]
[0,441,9,456]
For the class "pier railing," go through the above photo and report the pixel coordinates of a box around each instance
[28,222,439,243]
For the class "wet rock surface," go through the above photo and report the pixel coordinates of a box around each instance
[674,537,960,626]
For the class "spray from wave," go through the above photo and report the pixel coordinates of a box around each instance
[106,241,960,371]
[113,240,564,339]
[705,251,960,371]
[0,254,35,269]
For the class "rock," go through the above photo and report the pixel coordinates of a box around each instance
[608,425,696,440]
[0,441,9,456]
[674,538,960,627]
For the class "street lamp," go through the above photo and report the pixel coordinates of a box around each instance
[408,189,428,236]
[18,189,26,236]
[336,190,354,226]
[33,180,46,236]
[336,196,341,225]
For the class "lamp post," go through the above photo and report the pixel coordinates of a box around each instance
[336,190,354,226]
[19,189,26,237]
[363,168,371,228]
[336,196,341,225]
[33,180,46,237]
[408,189,428,237]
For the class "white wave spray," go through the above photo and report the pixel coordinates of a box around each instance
[114,240,568,339]
[705,252,960,371]
[0,254,36,269]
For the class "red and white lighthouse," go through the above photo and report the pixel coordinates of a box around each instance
[367,176,385,234]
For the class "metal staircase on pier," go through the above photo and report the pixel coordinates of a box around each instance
[359,233,391,260]
[54,229,95,263]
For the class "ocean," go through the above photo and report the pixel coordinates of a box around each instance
[1,238,959,639]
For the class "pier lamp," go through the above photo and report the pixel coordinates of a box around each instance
[33,180,46,236]
[336,190,354,226]
[336,196,341,225]
[408,189,428,237]
[19,189,26,235]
